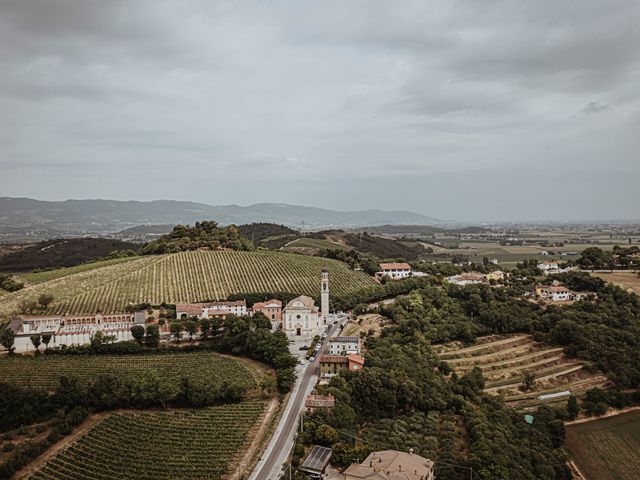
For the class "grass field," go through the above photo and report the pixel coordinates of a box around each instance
[18,257,138,284]
[30,401,266,480]
[0,351,256,392]
[593,271,640,296]
[283,237,351,251]
[435,334,608,410]
[565,410,640,480]
[0,250,374,315]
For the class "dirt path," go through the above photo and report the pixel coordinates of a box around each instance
[564,406,640,426]
[226,396,280,480]
[14,412,110,480]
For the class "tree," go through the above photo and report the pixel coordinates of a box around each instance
[41,333,53,350]
[145,324,160,348]
[567,395,580,420]
[37,294,54,310]
[0,329,15,353]
[130,325,145,345]
[199,318,210,339]
[184,320,198,340]
[523,371,536,391]
[18,299,38,315]
[30,334,41,352]
[170,322,183,342]
[314,424,340,446]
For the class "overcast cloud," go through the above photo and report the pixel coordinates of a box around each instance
[1,0,639,221]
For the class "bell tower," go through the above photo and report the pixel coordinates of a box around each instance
[321,267,329,324]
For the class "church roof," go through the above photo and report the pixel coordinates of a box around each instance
[285,295,317,310]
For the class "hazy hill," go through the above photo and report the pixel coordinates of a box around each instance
[0,238,140,272]
[0,197,441,234]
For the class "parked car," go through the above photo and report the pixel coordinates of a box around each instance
[309,356,316,362]
[299,345,309,350]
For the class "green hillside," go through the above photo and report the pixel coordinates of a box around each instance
[0,250,374,315]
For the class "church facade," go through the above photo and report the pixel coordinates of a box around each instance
[284,270,330,341]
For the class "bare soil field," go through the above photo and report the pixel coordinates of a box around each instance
[565,410,640,480]
[341,313,387,338]
[436,334,609,410]
[593,271,640,296]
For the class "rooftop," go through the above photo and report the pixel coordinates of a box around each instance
[379,262,412,270]
[344,450,434,480]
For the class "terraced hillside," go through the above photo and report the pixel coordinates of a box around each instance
[29,401,265,480]
[0,250,374,315]
[435,334,609,410]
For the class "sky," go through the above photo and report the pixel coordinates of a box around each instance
[1,0,639,221]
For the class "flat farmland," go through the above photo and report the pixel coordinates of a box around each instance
[435,334,608,410]
[29,401,266,480]
[592,271,640,296]
[566,410,640,480]
[0,250,374,315]
[0,351,256,392]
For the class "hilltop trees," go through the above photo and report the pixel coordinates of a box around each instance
[140,221,253,255]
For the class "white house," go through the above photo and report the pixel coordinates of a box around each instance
[537,261,559,273]
[535,285,572,302]
[8,313,137,352]
[328,336,361,355]
[176,300,247,319]
[376,262,413,280]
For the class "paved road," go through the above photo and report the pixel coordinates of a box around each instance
[249,321,341,480]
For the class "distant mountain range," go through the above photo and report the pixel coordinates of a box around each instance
[0,197,442,235]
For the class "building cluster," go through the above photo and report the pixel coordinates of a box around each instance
[446,270,505,286]
[299,447,436,480]
[536,261,578,275]
[8,312,145,352]
[534,283,596,303]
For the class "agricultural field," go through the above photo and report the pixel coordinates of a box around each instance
[593,271,640,296]
[0,250,374,315]
[565,410,640,480]
[283,237,350,251]
[29,400,266,480]
[0,351,256,392]
[435,334,609,410]
[18,257,138,284]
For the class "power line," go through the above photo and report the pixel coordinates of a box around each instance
[300,414,477,479]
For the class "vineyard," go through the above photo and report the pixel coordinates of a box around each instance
[0,351,256,392]
[29,401,266,480]
[565,410,640,480]
[435,334,609,410]
[0,250,374,315]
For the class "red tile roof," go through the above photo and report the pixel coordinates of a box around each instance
[379,262,412,270]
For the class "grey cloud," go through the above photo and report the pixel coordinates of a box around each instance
[0,0,638,220]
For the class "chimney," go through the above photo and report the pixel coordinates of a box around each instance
[399,464,402,472]
[409,448,414,455]
[370,460,373,468]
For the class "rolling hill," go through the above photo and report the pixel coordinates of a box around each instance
[0,250,375,316]
[0,197,441,234]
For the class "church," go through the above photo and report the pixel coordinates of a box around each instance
[283,269,329,341]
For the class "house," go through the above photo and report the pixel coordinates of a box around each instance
[251,299,282,322]
[9,313,137,351]
[319,354,364,377]
[535,285,572,302]
[485,270,505,282]
[175,300,247,319]
[328,336,361,355]
[537,261,559,273]
[299,446,332,478]
[283,295,321,341]
[344,449,435,480]
[376,262,413,280]
[447,271,485,286]
[305,394,335,412]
